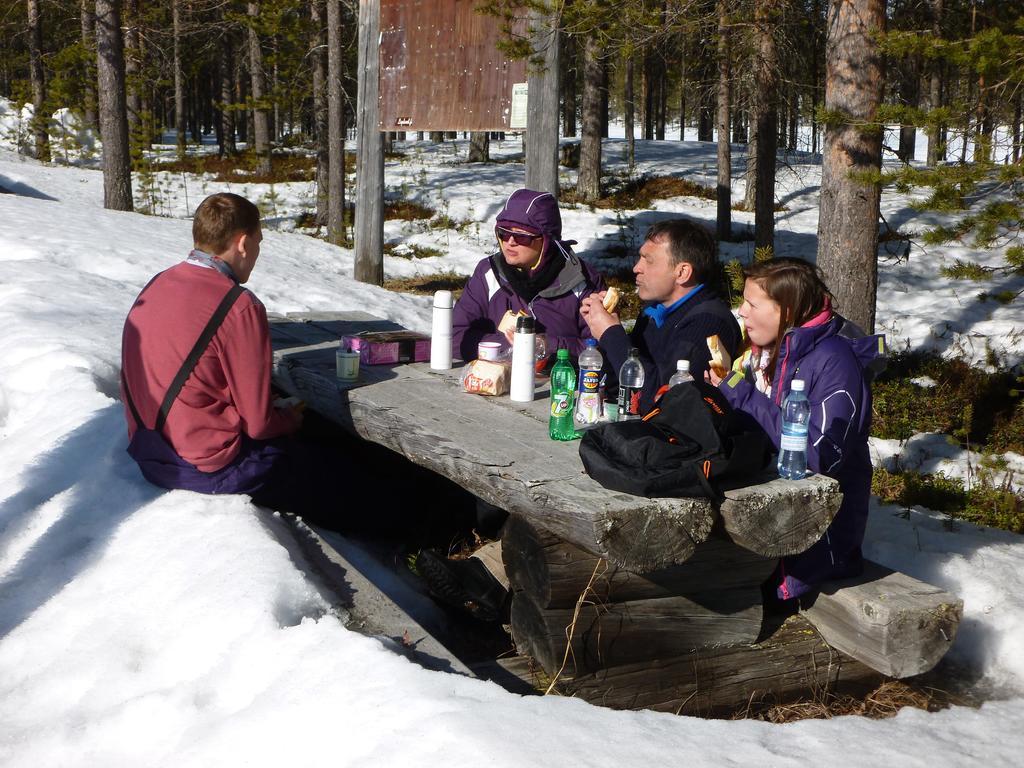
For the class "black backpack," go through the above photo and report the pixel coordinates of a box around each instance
[579,381,774,501]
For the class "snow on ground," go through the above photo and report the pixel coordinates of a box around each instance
[2,123,1024,766]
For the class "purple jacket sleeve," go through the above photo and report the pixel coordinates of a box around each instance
[543,268,604,356]
[451,260,507,361]
[718,348,863,477]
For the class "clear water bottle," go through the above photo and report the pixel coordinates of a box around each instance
[778,379,810,479]
[574,339,604,426]
[549,348,578,440]
[617,347,645,420]
[667,359,694,388]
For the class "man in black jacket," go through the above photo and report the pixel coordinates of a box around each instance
[581,218,742,414]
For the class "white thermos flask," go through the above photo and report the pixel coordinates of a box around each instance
[510,315,536,402]
[430,290,453,370]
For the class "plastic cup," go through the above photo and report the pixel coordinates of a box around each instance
[478,341,502,361]
[336,349,360,382]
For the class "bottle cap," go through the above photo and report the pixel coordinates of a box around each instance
[433,290,453,308]
[677,359,689,371]
[556,348,570,360]
[628,347,639,357]
[791,379,806,391]
[516,315,535,333]
[585,338,597,348]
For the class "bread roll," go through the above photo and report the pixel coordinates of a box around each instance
[706,335,731,378]
[602,286,620,313]
[498,310,527,336]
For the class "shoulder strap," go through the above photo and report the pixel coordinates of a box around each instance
[154,283,245,432]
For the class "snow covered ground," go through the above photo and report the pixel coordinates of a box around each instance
[3,111,1024,765]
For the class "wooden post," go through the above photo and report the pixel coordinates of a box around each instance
[355,0,384,285]
[525,7,559,196]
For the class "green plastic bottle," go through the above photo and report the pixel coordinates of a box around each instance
[549,348,578,440]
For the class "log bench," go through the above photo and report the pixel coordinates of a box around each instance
[270,311,963,713]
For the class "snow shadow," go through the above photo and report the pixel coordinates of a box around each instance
[0,174,58,201]
[0,404,158,639]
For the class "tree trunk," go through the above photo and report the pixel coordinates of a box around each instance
[716,0,731,242]
[247,2,271,176]
[235,54,249,143]
[218,33,236,156]
[752,0,780,251]
[643,49,654,140]
[562,30,577,137]
[124,0,143,142]
[744,125,757,210]
[327,0,346,246]
[698,74,714,141]
[576,32,603,202]
[27,0,49,161]
[600,62,609,139]
[468,132,490,162]
[678,45,687,140]
[524,6,560,195]
[625,56,635,170]
[656,62,667,141]
[897,52,921,163]
[354,0,384,284]
[926,0,944,166]
[95,0,133,211]
[312,0,329,225]
[172,0,186,158]
[79,0,98,131]
[1013,93,1022,164]
[816,0,885,333]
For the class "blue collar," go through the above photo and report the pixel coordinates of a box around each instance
[643,284,704,328]
[187,249,239,283]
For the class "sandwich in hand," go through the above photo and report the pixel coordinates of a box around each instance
[601,286,620,313]
[706,335,731,378]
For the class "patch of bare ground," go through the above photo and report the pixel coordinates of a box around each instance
[383,272,466,298]
[732,679,972,722]
[562,174,716,210]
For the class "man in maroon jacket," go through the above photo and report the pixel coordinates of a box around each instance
[121,193,306,504]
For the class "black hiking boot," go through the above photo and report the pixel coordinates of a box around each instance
[415,549,510,623]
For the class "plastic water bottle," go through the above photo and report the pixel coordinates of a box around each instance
[667,359,694,388]
[617,348,645,420]
[549,348,578,440]
[574,339,603,426]
[778,379,810,479]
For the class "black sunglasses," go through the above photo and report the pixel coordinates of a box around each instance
[495,226,542,247]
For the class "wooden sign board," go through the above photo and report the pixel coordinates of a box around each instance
[378,0,528,131]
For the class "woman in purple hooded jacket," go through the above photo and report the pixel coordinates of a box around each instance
[452,188,604,361]
[707,258,885,601]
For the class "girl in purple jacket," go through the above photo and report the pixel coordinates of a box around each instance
[707,258,885,600]
[451,188,604,361]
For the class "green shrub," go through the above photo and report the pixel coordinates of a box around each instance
[872,468,1024,533]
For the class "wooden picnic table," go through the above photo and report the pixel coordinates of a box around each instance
[270,311,841,574]
[270,311,962,712]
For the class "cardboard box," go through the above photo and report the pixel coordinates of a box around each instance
[343,330,431,365]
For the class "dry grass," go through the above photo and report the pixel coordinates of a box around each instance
[384,200,435,221]
[383,272,466,298]
[153,152,336,185]
[562,175,715,210]
[732,679,958,723]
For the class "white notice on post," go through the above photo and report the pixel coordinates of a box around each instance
[509,83,528,130]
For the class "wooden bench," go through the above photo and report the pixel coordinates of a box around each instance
[270,311,962,713]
